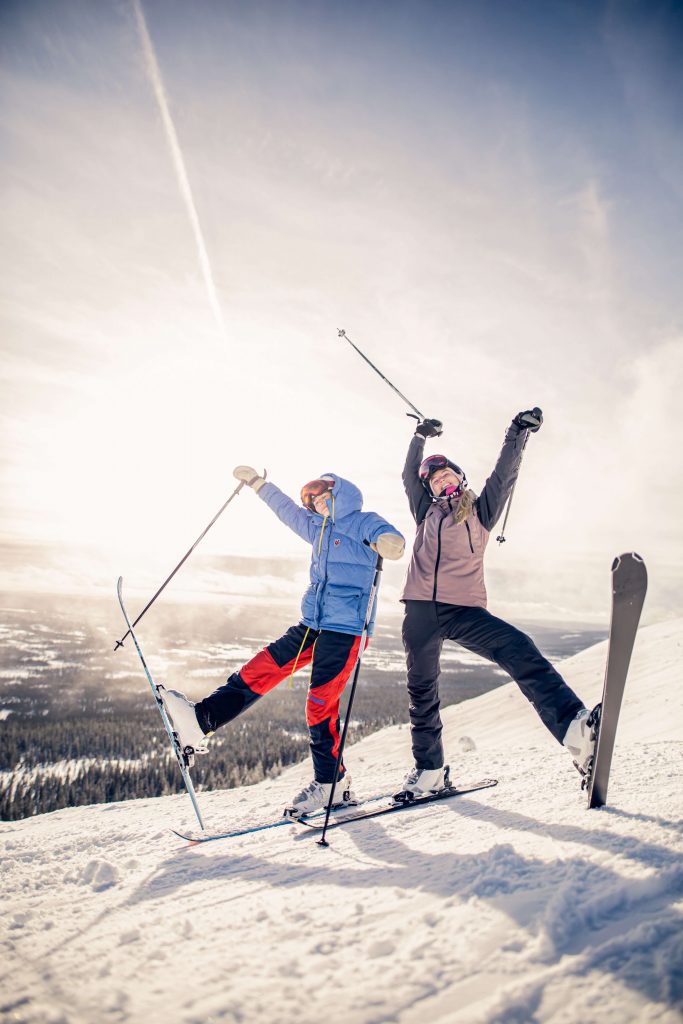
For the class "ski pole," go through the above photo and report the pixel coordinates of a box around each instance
[317,555,384,848]
[114,477,254,650]
[337,329,425,421]
[496,432,531,545]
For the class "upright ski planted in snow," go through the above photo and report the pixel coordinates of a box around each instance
[116,577,205,830]
[586,552,647,809]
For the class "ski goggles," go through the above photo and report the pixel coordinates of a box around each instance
[418,455,463,482]
[301,477,335,509]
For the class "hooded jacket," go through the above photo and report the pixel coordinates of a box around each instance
[258,474,403,636]
[400,422,527,607]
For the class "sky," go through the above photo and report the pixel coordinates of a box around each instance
[1,0,682,624]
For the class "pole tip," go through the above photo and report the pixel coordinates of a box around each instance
[337,328,346,338]
[317,838,330,847]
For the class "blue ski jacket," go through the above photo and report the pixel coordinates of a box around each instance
[257,474,403,636]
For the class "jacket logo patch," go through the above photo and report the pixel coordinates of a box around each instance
[334,538,341,546]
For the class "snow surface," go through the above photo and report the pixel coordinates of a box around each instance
[1,620,682,1024]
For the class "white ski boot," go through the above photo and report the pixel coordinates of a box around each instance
[563,705,599,776]
[395,764,450,801]
[284,775,356,818]
[159,686,210,757]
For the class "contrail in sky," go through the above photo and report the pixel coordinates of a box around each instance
[131,0,227,340]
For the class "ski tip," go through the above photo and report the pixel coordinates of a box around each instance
[170,829,202,845]
[611,552,645,572]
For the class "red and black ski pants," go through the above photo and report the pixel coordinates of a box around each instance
[402,601,585,769]
[195,623,366,783]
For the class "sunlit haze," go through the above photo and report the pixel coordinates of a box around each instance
[2,0,682,625]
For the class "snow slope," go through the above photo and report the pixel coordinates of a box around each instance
[1,620,682,1024]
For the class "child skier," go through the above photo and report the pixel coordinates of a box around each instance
[161,466,405,816]
[396,411,595,798]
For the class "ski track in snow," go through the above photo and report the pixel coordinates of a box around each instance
[1,620,682,1024]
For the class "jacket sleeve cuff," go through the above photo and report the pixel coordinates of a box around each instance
[257,481,276,500]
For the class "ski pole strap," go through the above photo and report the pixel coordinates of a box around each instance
[114,480,247,650]
[287,626,312,689]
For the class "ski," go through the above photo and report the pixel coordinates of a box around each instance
[172,817,296,843]
[116,577,205,830]
[296,779,498,832]
[171,792,393,843]
[585,552,647,809]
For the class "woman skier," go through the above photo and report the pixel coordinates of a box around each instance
[161,466,405,817]
[396,411,595,798]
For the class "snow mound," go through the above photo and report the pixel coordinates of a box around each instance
[442,616,683,753]
[1,620,682,1024]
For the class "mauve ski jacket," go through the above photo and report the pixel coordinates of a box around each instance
[400,422,527,607]
[258,474,403,636]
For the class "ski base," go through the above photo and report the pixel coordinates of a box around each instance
[585,552,647,809]
[296,779,498,832]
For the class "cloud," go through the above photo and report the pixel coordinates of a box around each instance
[1,0,682,624]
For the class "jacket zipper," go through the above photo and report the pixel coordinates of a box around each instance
[465,520,474,554]
[432,516,445,600]
[314,522,332,628]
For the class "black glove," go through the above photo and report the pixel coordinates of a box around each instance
[415,418,443,439]
[513,408,543,433]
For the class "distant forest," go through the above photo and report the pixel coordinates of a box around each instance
[1,672,497,820]
[0,593,606,820]
[1,706,307,820]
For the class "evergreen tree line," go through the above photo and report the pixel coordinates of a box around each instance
[1,667,504,821]
[0,716,382,821]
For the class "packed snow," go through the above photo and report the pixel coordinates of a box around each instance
[1,620,682,1024]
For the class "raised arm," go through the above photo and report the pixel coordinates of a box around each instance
[233,466,314,544]
[403,417,442,524]
[476,409,542,531]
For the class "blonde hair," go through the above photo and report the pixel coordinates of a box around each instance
[454,489,477,525]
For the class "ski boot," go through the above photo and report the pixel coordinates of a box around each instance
[394,765,451,803]
[283,775,356,818]
[563,704,600,782]
[158,686,210,766]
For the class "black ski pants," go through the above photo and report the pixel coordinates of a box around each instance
[402,600,584,769]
